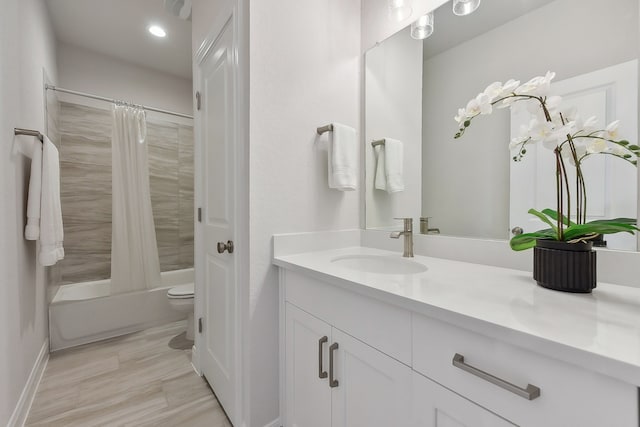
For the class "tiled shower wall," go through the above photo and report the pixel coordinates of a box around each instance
[56,101,194,285]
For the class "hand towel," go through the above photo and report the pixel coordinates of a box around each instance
[328,123,357,191]
[25,141,43,240]
[38,137,65,266]
[384,138,404,193]
[374,144,386,191]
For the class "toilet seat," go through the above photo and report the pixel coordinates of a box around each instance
[167,283,194,299]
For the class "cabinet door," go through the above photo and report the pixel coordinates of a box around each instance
[331,328,412,427]
[412,372,516,427]
[285,303,332,427]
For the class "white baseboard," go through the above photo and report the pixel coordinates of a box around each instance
[8,339,49,427]
[191,344,202,375]
[263,418,281,427]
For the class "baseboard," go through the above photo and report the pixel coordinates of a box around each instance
[8,339,49,427]
[191,344,202,375]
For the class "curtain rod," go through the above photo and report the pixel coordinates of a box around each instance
[45,84,194,120]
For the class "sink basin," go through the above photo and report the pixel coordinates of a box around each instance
[331,254,428,275]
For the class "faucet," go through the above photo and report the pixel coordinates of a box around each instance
[420,217,441,235]
[390,218,414,257]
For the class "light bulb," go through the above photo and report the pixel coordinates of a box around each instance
[388,0,412,22]
[148,25,167,38]
[411,12,434,40]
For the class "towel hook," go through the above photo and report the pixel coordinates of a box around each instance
[317,124,334,135]
[371,139,385,147]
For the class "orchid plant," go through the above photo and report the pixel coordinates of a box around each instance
[454,72,639,251]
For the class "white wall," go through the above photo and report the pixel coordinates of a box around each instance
[365,26,423,229]
[0,0,57,424]
[57,43,193,116]
[249,1,361,425]
[421,0,638,239]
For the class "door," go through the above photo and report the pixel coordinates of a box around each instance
[412,372,516,427]
[197,20,237,421]
[331,328,412,427]
[285,304,332,427]
[510,60,638,250]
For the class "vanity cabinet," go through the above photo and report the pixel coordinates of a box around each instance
[285,303,412,427]
[279,268,639,427]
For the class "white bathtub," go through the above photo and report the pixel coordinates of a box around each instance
[49,268,193,351]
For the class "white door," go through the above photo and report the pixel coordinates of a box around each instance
[412,372,516,427]
[510,60,638,250]
[197,20,237,422]
[285,304,332,427]
[331,328,412,427]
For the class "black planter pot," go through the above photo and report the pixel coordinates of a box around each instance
[533,239,596,293]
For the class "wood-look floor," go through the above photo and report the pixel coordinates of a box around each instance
[26,321,232,427]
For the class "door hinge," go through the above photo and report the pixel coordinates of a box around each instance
[198,317,203,333]
[196,91,201,111]
[197,207,202,223]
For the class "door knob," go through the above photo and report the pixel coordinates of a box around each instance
[217,240,234,254]
[511,226,524,236]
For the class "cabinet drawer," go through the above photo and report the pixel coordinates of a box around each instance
[412,314,637,427]
[283,269,412,365]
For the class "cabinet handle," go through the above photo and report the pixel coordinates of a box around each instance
[452,353,540,400]
[318,336,328,379]
[329,342,339,388]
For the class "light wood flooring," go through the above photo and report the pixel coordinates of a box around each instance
[26,321,232,427]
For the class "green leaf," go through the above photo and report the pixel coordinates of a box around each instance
[629,145,640,150]
[510,229,556,251]
[587,217,637,226]
[541,208,575,226]
[527,208,558,233]
[563,222,638,241]
[618,140,630,146]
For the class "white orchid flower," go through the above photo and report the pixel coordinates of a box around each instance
[483,81,503,102]
[465,93,492,117]
[545,96,562,111]
[454,108,467,126]
[605,120,621,140]
[561,143,587,166]
[499,79,520,98]
[612,144,630,157]
[587,139,608,154]
[515,71,556,96]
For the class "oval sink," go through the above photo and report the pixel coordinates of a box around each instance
[331,254,427,275]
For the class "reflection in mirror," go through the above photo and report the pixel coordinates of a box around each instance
[364,0,639,251]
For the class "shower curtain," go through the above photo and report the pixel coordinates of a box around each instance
[111,105,161,294]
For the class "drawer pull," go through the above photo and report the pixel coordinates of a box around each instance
[452,353,540,400]
[318,336,328,379]
[329,342,339,388]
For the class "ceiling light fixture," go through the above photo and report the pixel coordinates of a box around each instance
[388,0,412,22]
[411,12,434,40]
[148,25,167,38]
[452,0,481,16]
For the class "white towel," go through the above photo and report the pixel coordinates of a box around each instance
[383,138,404,193]
[25,141,43,240]
[38,137,64,266]
[374,145,386,191]
[328,123,357,191]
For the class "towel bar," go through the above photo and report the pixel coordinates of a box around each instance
[14,128,44,142]
[317,124,334,135]
[371,139,385,147]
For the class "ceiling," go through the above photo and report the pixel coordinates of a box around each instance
[46,0,192,79]
[423,0,556,59]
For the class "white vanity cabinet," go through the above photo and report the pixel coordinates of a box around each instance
[285,303,412,427]
[278,263,639,427]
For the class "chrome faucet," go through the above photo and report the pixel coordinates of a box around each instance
[390,218,414,258]
[420,217,441,235]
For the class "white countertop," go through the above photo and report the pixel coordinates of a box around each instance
[274,246,640,386]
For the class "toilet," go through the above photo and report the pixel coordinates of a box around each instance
[167,283,195,340]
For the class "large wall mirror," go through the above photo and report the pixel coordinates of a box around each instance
[365,0,639,251]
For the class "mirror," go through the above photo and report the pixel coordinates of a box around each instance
[365,0,639,251]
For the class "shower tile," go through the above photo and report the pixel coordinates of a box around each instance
[158,246,182,272]
[179,243,194,269]
[60,133,112,167]
[60,161,112,224]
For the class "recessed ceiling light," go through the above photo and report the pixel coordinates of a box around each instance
[148,25,167,38]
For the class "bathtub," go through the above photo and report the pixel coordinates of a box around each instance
[49,268,193,351]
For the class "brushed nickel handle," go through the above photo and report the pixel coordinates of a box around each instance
[217,240,234,254]
[511,226,524,236]
[318,336,328,379]
[329,342,339,388]
[452,353,540,400]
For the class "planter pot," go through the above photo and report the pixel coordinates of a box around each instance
[533,239,596,293]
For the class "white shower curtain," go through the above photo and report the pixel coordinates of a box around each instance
[110,105,161,294]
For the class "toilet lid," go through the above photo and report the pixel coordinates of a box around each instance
[167,283,194,299]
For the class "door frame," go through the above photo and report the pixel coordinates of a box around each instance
[193,2,249,425]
